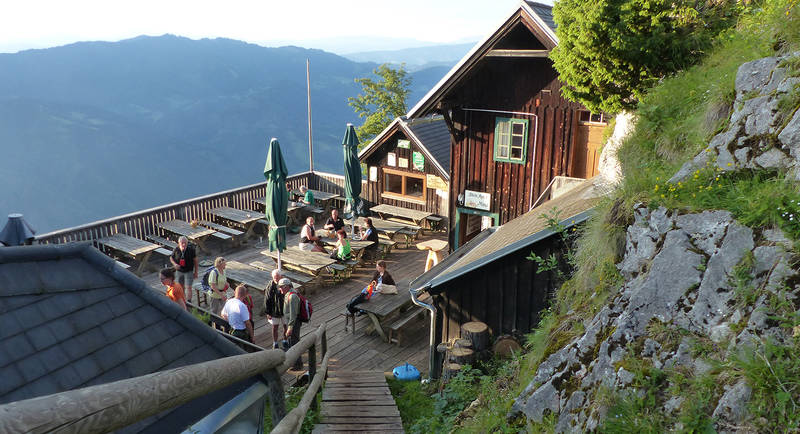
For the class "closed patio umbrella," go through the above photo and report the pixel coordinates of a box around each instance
[342,123,364,233]
[0,214,36,246]
[263,138,288,270]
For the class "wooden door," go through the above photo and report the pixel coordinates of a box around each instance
[572,124,604,178]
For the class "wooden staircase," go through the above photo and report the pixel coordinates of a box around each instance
[312,367,404,433]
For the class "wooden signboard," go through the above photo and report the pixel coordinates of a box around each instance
[426,174,447,190]
[464,190,491,211]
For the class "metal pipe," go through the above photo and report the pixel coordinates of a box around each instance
[409,284,437,379]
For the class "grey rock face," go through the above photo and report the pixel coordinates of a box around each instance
[712,380,752,428]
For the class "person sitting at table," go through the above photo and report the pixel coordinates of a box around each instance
[299,185,314,206]
[329,229,352,262]
[170,236,198,304]
[160,268,187,311]
[208,257,230,314]
[362,217,380,259]
[299,216,326,252]
[323,208,345,235]
[346,260,396,315]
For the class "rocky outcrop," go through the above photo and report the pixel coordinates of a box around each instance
[511,205,796,432]
[671,53,800,182]
[511,55,800,432]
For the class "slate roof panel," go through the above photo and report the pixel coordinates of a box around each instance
[525,1,555,31]
[0,244,258,431]
[407,117,451,178]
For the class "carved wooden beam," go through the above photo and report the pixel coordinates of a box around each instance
[485,49,550,58]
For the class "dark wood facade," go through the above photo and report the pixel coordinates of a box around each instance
[359,120,450,218]
[408,4,595,248]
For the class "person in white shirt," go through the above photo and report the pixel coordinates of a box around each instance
[221,285,254,343]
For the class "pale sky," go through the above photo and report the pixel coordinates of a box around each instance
[0,0,551,54]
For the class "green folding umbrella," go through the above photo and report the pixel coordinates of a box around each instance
[342,123,363,233]
[263,137,288,270]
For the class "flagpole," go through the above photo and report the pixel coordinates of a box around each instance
[307,59,314,174]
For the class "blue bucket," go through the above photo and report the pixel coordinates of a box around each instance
[392,363,420,381]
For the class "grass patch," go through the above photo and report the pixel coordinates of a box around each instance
[263,385,320,433]
[387,378,436,432]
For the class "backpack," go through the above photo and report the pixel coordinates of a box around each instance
[290,290,313,323]
[200,266,216,292]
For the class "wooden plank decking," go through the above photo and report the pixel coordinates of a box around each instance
[313,365,404,433]
[139,230,440,388]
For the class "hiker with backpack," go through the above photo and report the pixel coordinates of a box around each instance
[280,277,311,370]
[263,269,288,349]
[207,257,230,314]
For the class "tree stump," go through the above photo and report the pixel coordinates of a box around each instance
[493,335,522,359]
[453,338,472,349]
[461,321,489,352]
[444,363,462,377]
[450,347,474,366]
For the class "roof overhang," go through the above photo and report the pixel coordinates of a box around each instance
[358,116,450,181]
[407,1,558,119]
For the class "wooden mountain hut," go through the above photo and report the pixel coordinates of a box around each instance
[407,1,608,248]
[358,115,451,218]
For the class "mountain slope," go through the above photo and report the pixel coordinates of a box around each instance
[0,35,452,231]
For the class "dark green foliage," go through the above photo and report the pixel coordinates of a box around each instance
[348,63,411,146]
[551,0,742,113]
[263,385,321,433]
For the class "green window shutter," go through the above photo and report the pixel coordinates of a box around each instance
[493,117,528,164]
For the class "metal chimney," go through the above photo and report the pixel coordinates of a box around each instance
[0,213,36,246]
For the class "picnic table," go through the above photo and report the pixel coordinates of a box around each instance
[207,206,263,238]
[370,204,433,228]
[345,216,420,248]
[96,233,166,275]
[156,220,217,253]
[251,197,323,227]
[323,238,376,263]
[224,260,300,293]
[292,189,341,212]
[358,281,412,343]
[261,247,339,286]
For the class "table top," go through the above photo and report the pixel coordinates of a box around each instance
[359,281,411,318]
[208,206,262,225]
[253,198,320,214]
[323,239,375,253]
[370,204,433,222]
[224,260,270,291]
[96,233,160,257]
[416,239,449,252]
[293,189,340,201]
[345,217,412,235]
[157,220,216,240]
[261,247,338,274]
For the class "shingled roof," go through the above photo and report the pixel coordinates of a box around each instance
[0,243,261,432]
[411,178,603,291]
[359,115,451,180]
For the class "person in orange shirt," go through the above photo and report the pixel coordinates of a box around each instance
[160,268,187,311]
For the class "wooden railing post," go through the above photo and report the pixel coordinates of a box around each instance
[321,329,327,360]
[264,368,287,426]
[308,342,318,411]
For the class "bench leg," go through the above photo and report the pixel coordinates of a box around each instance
[367,312,388,343]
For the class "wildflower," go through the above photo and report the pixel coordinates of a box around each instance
[727,163,732,167]
[692,193,696,198]
[654,184,660,191]
[660,194,665,199]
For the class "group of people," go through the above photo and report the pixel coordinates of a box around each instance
[156,203,394,372]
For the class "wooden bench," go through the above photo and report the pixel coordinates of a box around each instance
[153,247,173,257]
[394,228,416,248]
[248,260,314,285]
[147,235,177,250]
[115,260,131,270]
[377,239,396,258]
[199,220,244,237]
[388,307,425,346]
[426,215,444,232]
[326,263,348,284]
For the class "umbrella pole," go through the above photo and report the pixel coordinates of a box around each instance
[277,250,282,272]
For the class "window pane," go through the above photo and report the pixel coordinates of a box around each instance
[512,122,525,135]
[511,146,523,159]
[498,145,508,158]
[498,121,510,135]
[385,173,403,194]
[405,176,424,197]
[511,134,524,147]
[590,113,604,123]
[579,110,590,122]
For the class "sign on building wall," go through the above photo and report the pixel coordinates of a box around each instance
[398,158,409,168]
[397,139,411,149]
[412,152,425,171]
[387,152,396,167]
[369,166,378,182]
[426,174,447,190]
[464,190,491,211]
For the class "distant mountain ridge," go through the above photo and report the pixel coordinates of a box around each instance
[0,35,454,231]
[342,42,475,71]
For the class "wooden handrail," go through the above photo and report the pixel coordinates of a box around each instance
[0,323,329,433]
[0,350,285,434]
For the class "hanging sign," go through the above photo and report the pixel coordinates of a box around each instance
[397,139,411,149]
[426,174,447,190]
[464,189,491,211]
[412,151,425,171]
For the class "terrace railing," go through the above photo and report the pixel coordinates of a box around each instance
[34,172,315,246]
